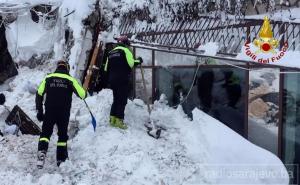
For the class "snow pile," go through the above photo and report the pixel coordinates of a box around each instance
[4,0,95,76]
[59,0,95,76]
[0,1,292,184]
[6,15,57,61]
[0,65,289,184]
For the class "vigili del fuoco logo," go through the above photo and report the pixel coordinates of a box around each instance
[244,16,288,63]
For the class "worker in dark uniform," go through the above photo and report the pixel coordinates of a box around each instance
[104,36,142,129]
[36,60,86,167]
[222,70,241,108]
[197,70,214,113]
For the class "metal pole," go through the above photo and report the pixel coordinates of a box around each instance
[244,63,250,139]
[152,49,155,103]
[278,68,284,159]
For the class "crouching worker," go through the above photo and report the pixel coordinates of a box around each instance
[36,60,86,168]
[105,36,142,129]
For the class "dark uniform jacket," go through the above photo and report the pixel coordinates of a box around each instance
[36,69,86,113]
[104,44,140,84]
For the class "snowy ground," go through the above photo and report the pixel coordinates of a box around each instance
[0,66,289,185]
[0,0,294,184]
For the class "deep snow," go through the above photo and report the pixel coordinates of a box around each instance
[3,0,95,77]
[0,65,289,185]
[0,0,293,184]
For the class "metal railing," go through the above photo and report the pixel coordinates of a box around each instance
[120,17,300,55]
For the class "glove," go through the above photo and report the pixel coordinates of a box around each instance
[137,57,143,65]
[37,111,44,122]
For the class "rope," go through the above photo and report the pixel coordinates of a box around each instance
[171,58,202,108]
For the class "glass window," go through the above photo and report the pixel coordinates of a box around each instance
[154,66,247,136]
[135,68,153,103]
[248,68,279,155]
[155,51,197,66]
[135,48,152,66]
[283,73,300,184]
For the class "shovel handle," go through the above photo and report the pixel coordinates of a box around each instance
[139,63,159,133]
[139,64,151,114]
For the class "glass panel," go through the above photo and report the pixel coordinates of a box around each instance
[155,51,248,66]
[135,48,152,66]
[154,66,246,136]
[248,68,279,155]
[283,73,300,184]
[155,51,197,66]
[135,68,153,103]
[217,58,248,66]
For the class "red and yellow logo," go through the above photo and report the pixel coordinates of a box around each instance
[244,16,288,63]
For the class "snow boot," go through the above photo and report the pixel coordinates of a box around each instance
[37,150,46,169]
[56,145,68,167]
[109,116,116,127]
[114,118,128,130]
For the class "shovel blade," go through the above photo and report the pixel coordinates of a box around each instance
[90,113,97,131]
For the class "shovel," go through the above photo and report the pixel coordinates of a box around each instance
[139,63,162,139]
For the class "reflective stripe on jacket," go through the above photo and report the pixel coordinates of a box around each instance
[104,46,140,72]
[36,72,86,112]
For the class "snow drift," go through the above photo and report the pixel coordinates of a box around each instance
[0,0,290,184]
[0,65,289,185]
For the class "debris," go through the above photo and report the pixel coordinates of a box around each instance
[5,105,41,136]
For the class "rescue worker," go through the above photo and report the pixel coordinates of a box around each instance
[222,70,241,108]
[197,70,214,113]
[36,60,86,167]
[104,36,142,129]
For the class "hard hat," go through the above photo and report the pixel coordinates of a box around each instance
[57,60,70,72]
[117,35,130,46]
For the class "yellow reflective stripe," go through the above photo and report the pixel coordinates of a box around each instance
[45,73,74,82]
[39,138,49,143]
[72,78,87,99]
[45,73,86,99]
[113,46,135,68]
[104,58,108,72]
[134,59,140,64]
[37,79,46,96]
[57,142,67,147]
[122,47,135,68]
[105,46,138,72]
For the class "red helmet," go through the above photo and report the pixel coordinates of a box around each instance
[117,36,130,46]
